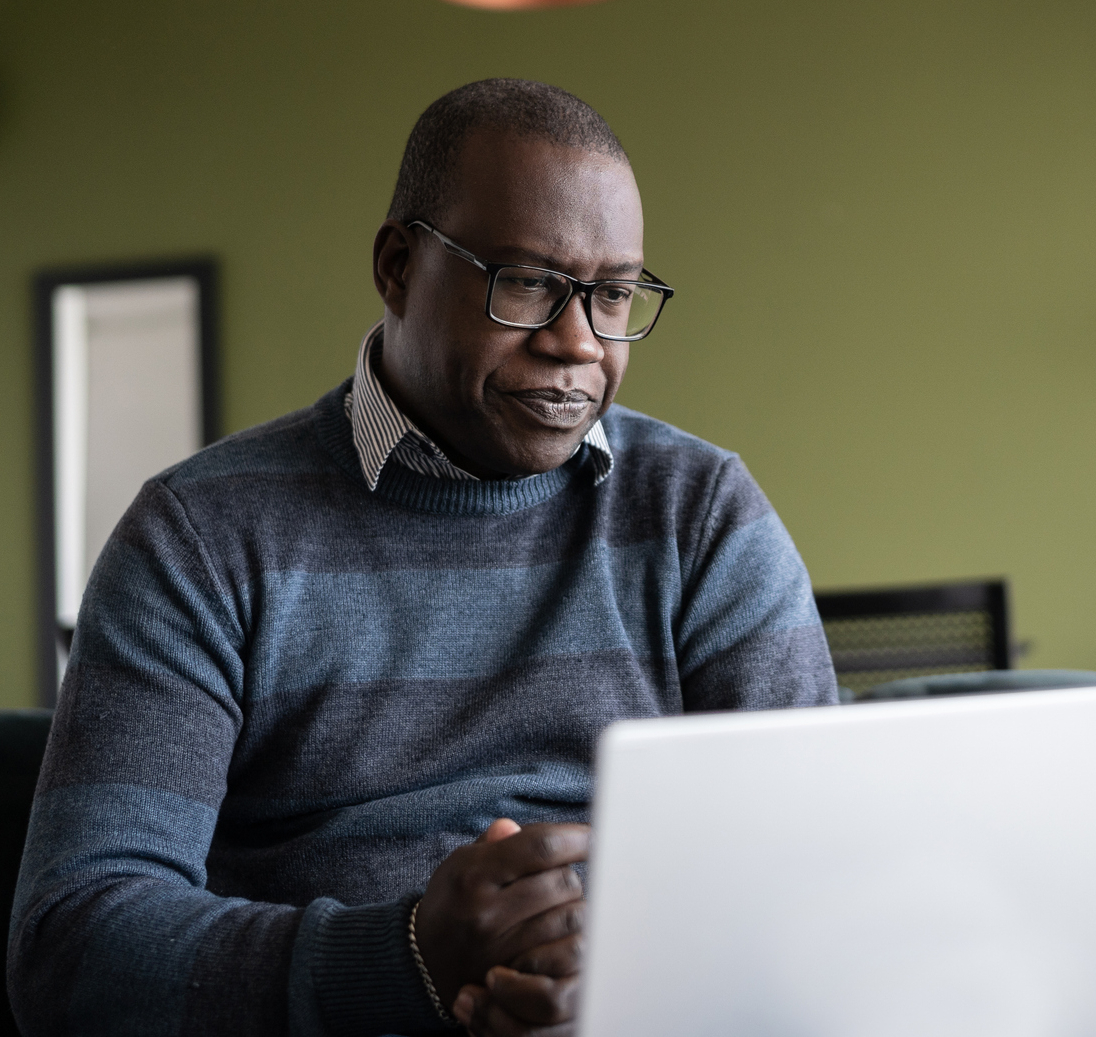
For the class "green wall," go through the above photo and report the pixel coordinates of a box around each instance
[2,0,1094,706]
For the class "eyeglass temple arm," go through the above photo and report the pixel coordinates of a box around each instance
[410,220,672,298]
[407,220,487,272]
[641,269,674,297]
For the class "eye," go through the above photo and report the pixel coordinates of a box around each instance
[497,273,553,293]
[596,284,634,306]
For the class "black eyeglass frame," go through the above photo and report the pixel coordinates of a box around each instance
[407,220,675,342]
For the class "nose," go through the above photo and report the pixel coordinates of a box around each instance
[527,292,605,365]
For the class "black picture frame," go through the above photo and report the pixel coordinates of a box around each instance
[33,258,220,706]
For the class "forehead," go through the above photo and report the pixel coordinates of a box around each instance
[442,129,644,273]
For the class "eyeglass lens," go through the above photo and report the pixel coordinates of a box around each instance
[490,267,664,338]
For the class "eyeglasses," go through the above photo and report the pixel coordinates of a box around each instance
[408,220,674,342]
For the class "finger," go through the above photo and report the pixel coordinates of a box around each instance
[509,933,583,978]
[467,990,577,1037]
[483,824,590,887]
[425,860,581,958]
[477,818,522,844]
[485,966,580,1027]
[484,869,583,958]
[498,899,584,965]
[452,983,487,1030]
[497,863,583,918]
[457,985,545,1037]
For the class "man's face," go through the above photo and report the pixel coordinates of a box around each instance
[376,129,644,479]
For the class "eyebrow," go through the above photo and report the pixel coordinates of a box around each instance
[501,246,644,279]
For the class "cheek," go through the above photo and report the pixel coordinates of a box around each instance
[427,307,512,396]
[468,331,534,391]
[601,347,630,401]
[406,258,478,342]
[439,337,514,411]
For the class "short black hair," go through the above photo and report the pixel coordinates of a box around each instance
[387,78,628,225]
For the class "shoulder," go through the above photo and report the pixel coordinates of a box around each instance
[96,383,359,619]
[601,403,734,462]
[107,382,358,565]
[599,404,770,528]
[153,382,354,494]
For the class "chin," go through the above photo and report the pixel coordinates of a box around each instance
[507,444,581,477]
[472,424,589,478]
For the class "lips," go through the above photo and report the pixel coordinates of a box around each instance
[507,388,595,427]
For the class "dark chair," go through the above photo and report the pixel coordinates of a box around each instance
[1,709,53,1037]
[814,580,1010,702]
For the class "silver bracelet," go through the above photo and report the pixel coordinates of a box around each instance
[408,900,459,1026]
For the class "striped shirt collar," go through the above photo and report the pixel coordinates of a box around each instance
[348,321,614,491]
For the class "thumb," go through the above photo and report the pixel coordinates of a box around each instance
[477,817,522,844]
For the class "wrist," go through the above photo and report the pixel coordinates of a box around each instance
[409,899,459,1027]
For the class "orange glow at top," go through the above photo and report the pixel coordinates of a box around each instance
[442,0,608,8]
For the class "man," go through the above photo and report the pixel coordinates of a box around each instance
[9,80,836,1036]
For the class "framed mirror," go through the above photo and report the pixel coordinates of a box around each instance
[33,260,219,705]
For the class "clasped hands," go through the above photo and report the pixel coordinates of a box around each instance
[414,818,590,1036]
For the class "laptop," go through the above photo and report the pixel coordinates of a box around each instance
[580,688,1096,1037]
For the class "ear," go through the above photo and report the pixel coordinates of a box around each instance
[373,219,415,317]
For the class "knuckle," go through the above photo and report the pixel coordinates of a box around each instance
[555,975,581,1021]
[521,949,546,973]
[555,865,582,896]
[541,985,570,1025]
[532,829,563,863]
[526,935,582,977]
[471,903,501,939]
[450,868,476,899]
[563,900,585,932]
[523,975,553,1006]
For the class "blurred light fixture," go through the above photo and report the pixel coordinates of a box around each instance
[442,0,608,8]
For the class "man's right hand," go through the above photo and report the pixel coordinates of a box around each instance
[413,819,589,1012]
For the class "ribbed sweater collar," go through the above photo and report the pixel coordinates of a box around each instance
[313,380,586,515]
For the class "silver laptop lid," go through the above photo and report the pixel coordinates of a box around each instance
[581,689,1096,1037]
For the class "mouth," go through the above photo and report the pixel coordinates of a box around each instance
[506,388,596,428]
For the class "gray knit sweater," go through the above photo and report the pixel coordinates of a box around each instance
[9,382,836,1036]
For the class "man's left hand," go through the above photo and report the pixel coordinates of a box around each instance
[443,818,585,1035]
[452,964,580,1037]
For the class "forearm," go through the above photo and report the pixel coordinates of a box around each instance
[9,787,450,1036]
[9,774,297,1035]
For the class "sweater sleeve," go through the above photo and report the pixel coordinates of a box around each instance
[7,480,450,1037]
[675,457,838,712]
